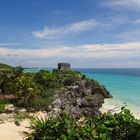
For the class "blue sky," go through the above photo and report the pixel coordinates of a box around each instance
[0,0,140,68]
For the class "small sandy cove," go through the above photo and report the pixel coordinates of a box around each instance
[0,111,47,140]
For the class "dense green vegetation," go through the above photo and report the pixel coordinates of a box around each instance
[1,64,140,139]
[27,107,140,140]
[0,63,13,70]
[0,65,85,110]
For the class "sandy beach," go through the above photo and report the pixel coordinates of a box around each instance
[0,111,47,140]
[0,120,29,140]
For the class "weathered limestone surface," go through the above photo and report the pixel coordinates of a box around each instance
[49,78,112,119]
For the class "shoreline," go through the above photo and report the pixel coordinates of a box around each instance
[100,98,140,119]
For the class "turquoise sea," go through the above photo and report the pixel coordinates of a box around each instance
[25,68,140,112]
[77,68,140,112]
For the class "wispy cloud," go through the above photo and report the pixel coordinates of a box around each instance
[0,42,140,59]
[0,42,20,46]
[1,42,140,67]
[32,19,98,39]
[101,0,140,10]
[132,19,140,24]
[117,30,140,41]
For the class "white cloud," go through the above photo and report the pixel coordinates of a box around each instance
[0,42,20,46]
[1,42,140,67]
[101,0,140,10]
[32,19,98,39]
[0,42,140,59]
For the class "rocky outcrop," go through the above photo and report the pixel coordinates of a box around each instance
[49,78,112,119]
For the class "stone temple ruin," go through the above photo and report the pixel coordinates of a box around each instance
[58,63,70,70]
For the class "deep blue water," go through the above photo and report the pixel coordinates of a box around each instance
[76,68,140,77]
[24,68,140,110]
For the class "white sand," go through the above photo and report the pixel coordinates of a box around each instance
[100,99,140,119]
[0,111,47,140]
[0,120,30,140]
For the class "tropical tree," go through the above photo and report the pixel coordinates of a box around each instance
[14,75,42,109]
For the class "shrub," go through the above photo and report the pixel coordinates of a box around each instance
[26,107,140,140]
[55,70,82,86]
[31,88,58,111]
[34,70,62,89]
[26,113,77,140]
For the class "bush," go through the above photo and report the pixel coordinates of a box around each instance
[26,107,140,140]
[27,113,77,140]
[34,70,62,89]
[55,70,82,86]
[30,89,57,111]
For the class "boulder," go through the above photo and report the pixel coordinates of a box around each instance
[15,120,21,126]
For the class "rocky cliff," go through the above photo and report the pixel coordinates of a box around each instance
[48,71,112,119]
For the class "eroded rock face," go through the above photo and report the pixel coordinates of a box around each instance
[49,79,112,119]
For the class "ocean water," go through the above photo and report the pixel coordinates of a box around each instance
[77,68,140,111]
[24,68,140,111]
